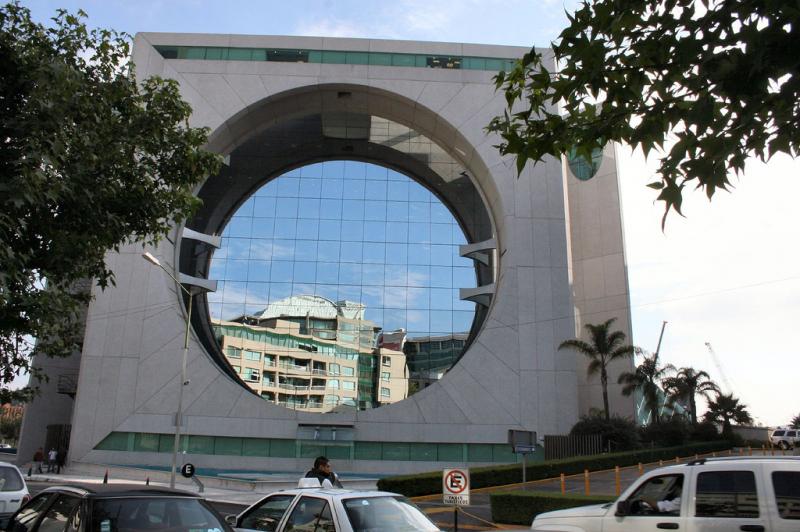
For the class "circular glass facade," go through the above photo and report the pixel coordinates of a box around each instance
[207,160,477,412]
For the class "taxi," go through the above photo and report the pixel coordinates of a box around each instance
[228,478,440,531]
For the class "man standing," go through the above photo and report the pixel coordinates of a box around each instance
[304,456,342,488]
[47,448,57,473]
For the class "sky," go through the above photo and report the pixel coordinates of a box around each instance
[21,0,800,427]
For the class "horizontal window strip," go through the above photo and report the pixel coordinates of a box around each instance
[94,431,529,463]
[154,45,516,72]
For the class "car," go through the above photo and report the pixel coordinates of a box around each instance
[227,479,440,532]
[5,483,233,532]
[0,462,29,528]
[769,427,799,450]
[531,456,800,532]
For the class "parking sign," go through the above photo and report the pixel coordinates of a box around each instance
[443,468,470,505]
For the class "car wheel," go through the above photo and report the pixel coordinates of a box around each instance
[779,441,789,450]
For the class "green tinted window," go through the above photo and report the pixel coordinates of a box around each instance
[463,57,485,70]
[215,437,243,455]
[270,439,296,458]
[369,53,392,66]
[243,438,269,457]
[392,54,416,67]
[437,443,463,462]
[484,58,504,71]
[492,444,518,463]
[382,442,410,461]
[205,48,227,60]
[159,434,174,453]
[346,52,369,65]
[409,443,437,461]
[96,432,131,451]
[185,47,206,60]
[354,441,382,460]
[325,444,351,460]
[467,443,493,461]
[133,433,160,452]
[322,51,347,64]
[228,48,253,61]
[300,442,325,458]
[187,435,215,455]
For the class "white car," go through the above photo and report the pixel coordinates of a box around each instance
[0,461,30,527]
[227,479,440,532]
[769,427,799,450]
[531,456,800,532]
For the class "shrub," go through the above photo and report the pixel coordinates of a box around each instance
[570,413,641,451]
[491,491,614,525]
[690,421,723,442]
[639,417,689,447]
[378,440,732,496]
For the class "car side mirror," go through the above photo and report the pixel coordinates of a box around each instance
[615,500,630,516]
[225,514,238,526]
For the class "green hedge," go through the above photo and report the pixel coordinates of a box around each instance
[378,440,732,496]
[490,491,615,525]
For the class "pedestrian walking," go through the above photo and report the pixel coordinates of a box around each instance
[32,447,44,474]
[56,448,66,474]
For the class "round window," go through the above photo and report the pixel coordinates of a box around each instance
[207,160,478,412]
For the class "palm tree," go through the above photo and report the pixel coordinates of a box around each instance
[703,393,753,436]
[618,351,674,424]
[791,413,800,429]
[559,318,636,421]
[663,367,719,425]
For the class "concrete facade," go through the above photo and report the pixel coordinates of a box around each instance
[19,34,634,475]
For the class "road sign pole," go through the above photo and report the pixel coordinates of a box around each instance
[522,453,527,487]
[454,506,458,532]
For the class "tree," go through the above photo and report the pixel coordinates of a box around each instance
[0,3,221,400]
[558,317,635,420]
[663,367,719,425]
[791,413,800,429]
[488,1,799,223]
[703,393,753,436]
[618,350,674,425]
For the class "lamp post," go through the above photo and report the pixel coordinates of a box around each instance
[142,251,193,489]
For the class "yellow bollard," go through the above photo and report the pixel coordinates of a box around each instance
[748,446,752,456]
[638,462,643,475]
[584,469,590,496]
[560,473,566,495]
[615,466,621,496]
[659,459,663,467]
[675,456,680,464]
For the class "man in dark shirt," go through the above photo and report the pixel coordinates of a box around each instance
[304,456,342,488]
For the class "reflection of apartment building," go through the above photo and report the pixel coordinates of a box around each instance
[404,333,468,391]
[212,296,408,412]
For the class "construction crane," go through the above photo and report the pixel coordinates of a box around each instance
[704,342,734,394]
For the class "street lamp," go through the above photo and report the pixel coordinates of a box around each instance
[142,251,194,489]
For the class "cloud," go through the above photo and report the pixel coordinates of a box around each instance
[293,18,368,39]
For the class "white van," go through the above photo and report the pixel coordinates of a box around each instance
[769,427,799,450]
[531,456,800,532]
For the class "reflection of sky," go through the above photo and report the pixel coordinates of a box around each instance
[208,161,477,337]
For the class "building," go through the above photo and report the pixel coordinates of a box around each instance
[18,34,635,475]
[214,295,408,411]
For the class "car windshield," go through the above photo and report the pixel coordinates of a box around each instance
[90,496,228,532]
[342,495,439,531]
[0,466,24,491]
